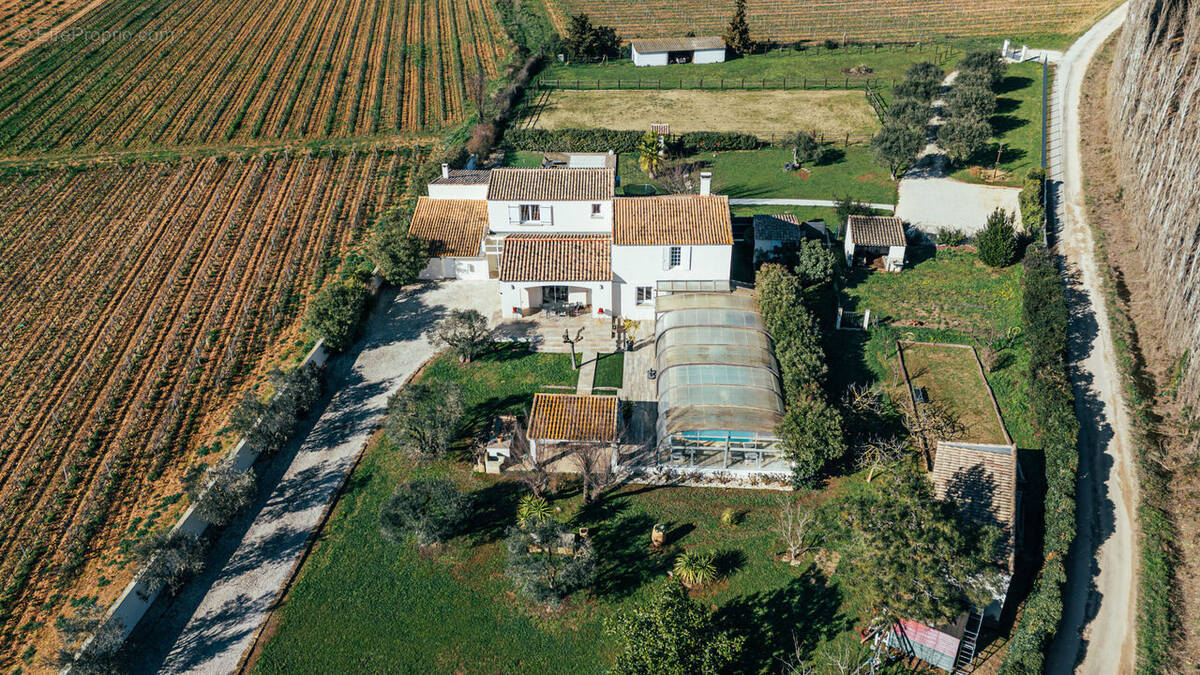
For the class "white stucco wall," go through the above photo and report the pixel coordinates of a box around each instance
[487,199,612,233]
[631,47,668,66]
[419,257,489,280]
[693,47,726,64]
[428,183,488,200]
[500,281,614,318]
[611,244,731,319]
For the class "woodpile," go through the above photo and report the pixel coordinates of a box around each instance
[1108,0,1200,412]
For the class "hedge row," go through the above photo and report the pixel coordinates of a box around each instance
[998,245,1079,674]
[505,128,761,154]
[1019,168,1046,237]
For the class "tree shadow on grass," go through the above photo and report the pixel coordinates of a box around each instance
[715,568,848,672]
[995,75,1034,96]
[577,499,674,600]
[817,147,846,166]
[462,480,526,544]
[714,549,747,579]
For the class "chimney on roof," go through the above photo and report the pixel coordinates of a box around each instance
[441,163,449,179]
[699,171,712,196]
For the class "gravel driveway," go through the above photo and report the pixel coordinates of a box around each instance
[123,280,498,673]
[1044,5,1139,674]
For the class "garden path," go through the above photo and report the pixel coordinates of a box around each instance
[124,280,499,673]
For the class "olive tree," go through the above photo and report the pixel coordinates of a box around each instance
[871,123,924,179]
[303,280,369,351]
[432,308,490,363]
[379,477,472,547]
[383,381,464,458]
[504,518,596,606]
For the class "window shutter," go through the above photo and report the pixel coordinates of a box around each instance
[508,205,519,225]
[662,247,670,271]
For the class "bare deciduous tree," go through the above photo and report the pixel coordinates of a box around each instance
[657,162,694,194]
[857,435,909,482]
[467,68,487,121]
[511,418,550,498]
[572,444,614,504]
[776,496,820,562]
[904,399,966,442]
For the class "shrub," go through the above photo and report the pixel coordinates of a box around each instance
[778,394,845,488]
[977,207,1018,267]
[134,531,206,597]
[1019,168,1046,235]
[787,130,823,168]
[905,61,945,88]
[936,228,967,246]
[606,579,745,675]
[673,131,759,154]
[504,518,596,605]
[303,279,369,351]
[230,364,323,454]
[379,477,472,547]
[383,381,464,458]
[998,244,1078,674]
[794,239,836,287]
[673,550,718,587]
[505,128,643,153]
[370,209,430,286]
[517,494,552,528]
[562,13,619,60]
[192,465,255,527]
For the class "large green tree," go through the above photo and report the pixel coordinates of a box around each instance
[839,467,1004,624]
[778,394,845,488]
[870,123,924,179]
[606,579,745,675]
[379,477,472,546]
[939,112,993,165]
[723,0,753,55]
[562,13,619,60]
[303,280,369,350]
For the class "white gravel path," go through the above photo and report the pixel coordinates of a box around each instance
[129,280,498,674]
[1044,5,1139,674]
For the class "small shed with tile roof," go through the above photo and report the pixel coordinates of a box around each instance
[527,393,619,468]
[409,197,490,280]
[844,215,907,272]
[631,36,726,67]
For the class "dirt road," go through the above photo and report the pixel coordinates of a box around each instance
[1044,4,1140,674]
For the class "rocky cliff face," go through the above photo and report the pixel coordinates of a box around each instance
[1108,0,1200,402]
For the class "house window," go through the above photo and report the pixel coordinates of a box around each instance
[636,286,653,305]
[543,285,569,304]
[591,203,602,217]
[519,204,541,223]
[668,246,682,268]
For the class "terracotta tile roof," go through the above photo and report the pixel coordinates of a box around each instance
[613,195,733,246]
[932,441,1018,570]
[499,234,611,282]
[631,36,725,52]
[430,169,491,185]
[848,215,906,248]
[408,197,488,257]
[487,168,614,201]
[528,393,618,442]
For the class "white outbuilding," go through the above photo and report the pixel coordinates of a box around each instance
[630,37,726,67]
[844,215,907,272]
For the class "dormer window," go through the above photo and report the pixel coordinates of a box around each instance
[519,204,541,223]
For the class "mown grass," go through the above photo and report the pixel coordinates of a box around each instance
[254,343,908,674]
[541,44,960,87]
[950,61,1046,186]
[592,351,624,390]
[899,342,1009,445]
[618,146,897,204]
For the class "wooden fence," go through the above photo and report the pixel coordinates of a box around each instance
[537,76,899,92]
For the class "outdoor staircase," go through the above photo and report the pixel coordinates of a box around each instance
[952,610,984,674]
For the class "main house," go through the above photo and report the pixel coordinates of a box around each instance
[409,162,733,321]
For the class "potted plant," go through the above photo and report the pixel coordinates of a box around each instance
[651,522,666,548]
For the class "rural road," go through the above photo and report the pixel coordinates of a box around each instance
[123,280,498,673]
[1043,4,1140,674]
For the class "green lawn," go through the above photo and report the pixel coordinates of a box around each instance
[951,61,1046,186]
[542,44,959,89]
[252,342,912,674]
[899,342,1010,445]
[593,351,624,391]
[619,147,897,204]
[827,249,1037,451]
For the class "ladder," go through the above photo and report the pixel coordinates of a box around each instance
[952,610,984,674]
